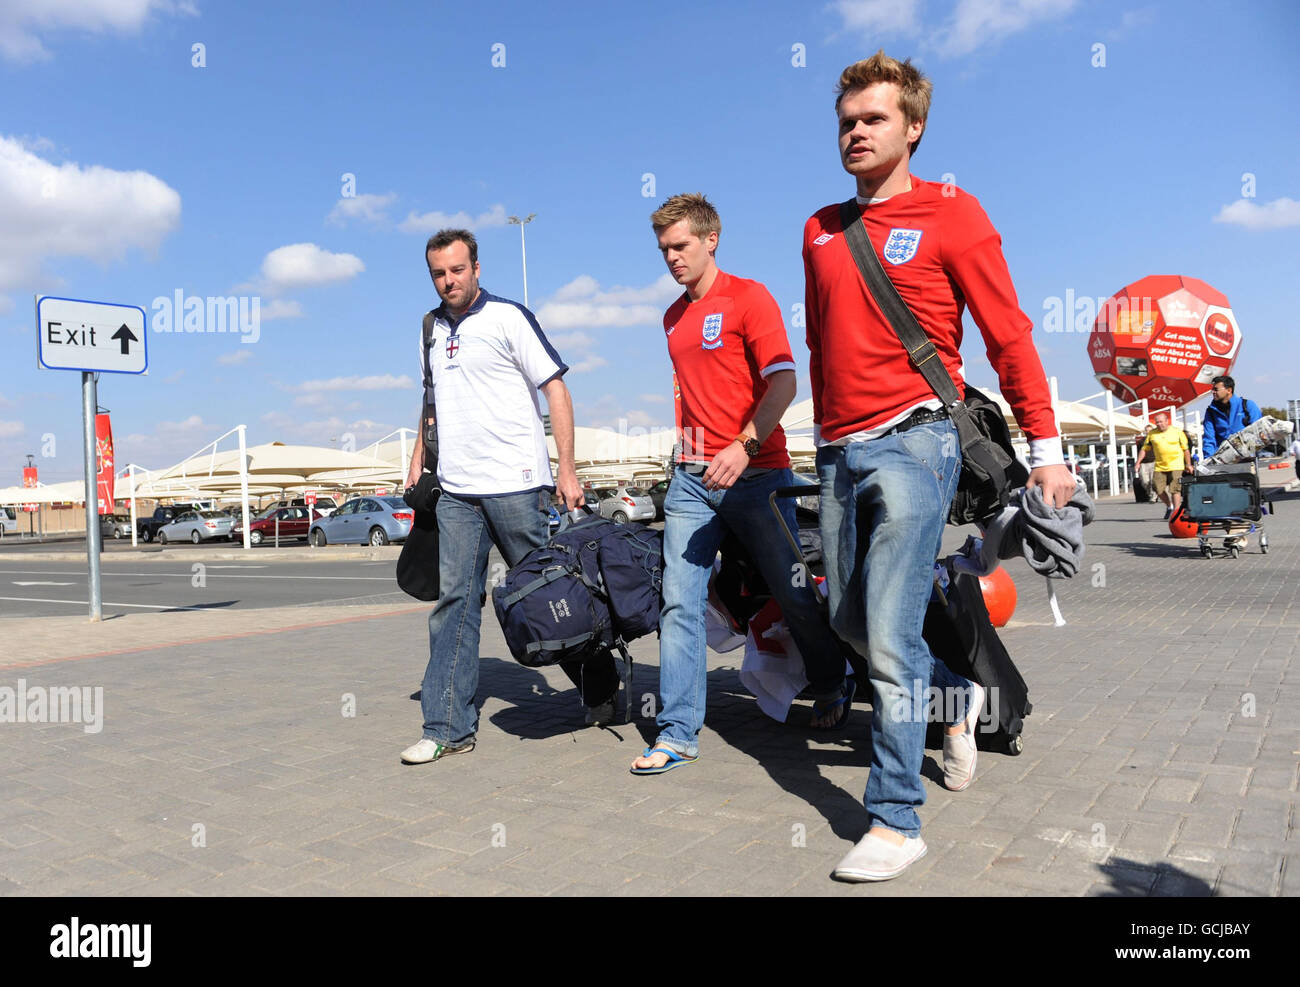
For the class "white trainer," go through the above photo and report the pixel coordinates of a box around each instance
[400,738,474,764]
[943,681,985,791]
[832,832,928,882]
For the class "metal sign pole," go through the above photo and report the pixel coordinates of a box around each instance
[82,371,103,620]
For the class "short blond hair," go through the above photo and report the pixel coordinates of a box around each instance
[650,193,721,237]
[835,50,933,156]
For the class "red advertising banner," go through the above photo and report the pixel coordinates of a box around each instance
[22,466,38,513]
[95,413,115,514]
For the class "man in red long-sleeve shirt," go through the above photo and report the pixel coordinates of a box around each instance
[806,51,1075,882]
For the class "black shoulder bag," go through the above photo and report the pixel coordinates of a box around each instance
[396,310,443,600]
[838,199,1029,526]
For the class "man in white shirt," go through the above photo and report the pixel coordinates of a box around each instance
[399,229,619,764]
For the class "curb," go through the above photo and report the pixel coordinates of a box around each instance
[0,546,402,563]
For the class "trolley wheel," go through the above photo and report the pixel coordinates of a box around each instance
[1200,545,1213,558]
[1007,735,1024,756]
[1260,533,1269,554]
[1229,545,1241,559]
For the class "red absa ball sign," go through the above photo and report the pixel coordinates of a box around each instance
[1087,275,1240,409]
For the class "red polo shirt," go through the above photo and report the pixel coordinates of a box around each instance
[663,271,795,469]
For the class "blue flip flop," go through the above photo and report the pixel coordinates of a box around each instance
[630,746,698,775]
[810,678,856,732]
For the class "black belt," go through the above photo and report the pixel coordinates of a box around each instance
[884,406,949,436]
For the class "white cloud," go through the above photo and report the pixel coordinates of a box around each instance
[570,355,609,374]
[829,0,1078,58]
[397,203,509,234]
[260,298,303,321]
[1213,197,1300,231]
[535,273,680,330]
[638,393,669,404]
[0,420,24,438]
[326,192,397,227]
[936,0,1078,57]
[120,414,215,468]
[258,243,364,293]
[162,369,185,383]
[0,0,196,64]
[0,135,181,292]
[548,330,596,350]
[216,350,253,366]
[829,0,922,37]
[258,410,397,448]
[291,374,416,393]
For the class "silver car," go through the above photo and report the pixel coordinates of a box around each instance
[156,509,236,544]
[99,514,134,539]
[593,485,656,524]
[309,496,414,547]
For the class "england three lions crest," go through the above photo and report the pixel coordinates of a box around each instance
[883,228,923,265]
[701,312,724,350]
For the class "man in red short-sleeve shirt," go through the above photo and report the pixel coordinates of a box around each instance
[630,194,854,775]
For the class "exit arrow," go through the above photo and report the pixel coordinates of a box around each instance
[111,324,138,355]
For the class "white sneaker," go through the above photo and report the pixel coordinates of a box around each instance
[832,832,928,882]
[400,738,474,764]
[943,682,985,791]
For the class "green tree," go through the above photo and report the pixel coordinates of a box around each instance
[1260,405,1287,420]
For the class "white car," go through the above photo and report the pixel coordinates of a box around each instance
[156,510,235,544]
[593,485,656,524]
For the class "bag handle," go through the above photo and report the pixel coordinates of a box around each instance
[553,502,597,536]
[837,200,964,409]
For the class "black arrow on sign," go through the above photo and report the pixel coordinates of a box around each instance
[111,324,138,355]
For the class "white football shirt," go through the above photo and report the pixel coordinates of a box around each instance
[419,289,566,497]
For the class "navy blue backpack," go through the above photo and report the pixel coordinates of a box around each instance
[492,511,663,716]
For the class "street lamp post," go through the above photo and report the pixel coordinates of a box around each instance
[507,213,536,307]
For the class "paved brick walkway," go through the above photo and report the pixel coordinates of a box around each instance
[2,489,1296,896]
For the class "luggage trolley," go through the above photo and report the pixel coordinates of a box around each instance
[1181,460,1278,559]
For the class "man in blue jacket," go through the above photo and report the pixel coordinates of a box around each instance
[1202,375,1262,457]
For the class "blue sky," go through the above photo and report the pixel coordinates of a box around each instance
[2,0,1297,485]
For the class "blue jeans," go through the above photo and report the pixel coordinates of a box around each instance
[420,488,619,746]
[816,420,975,837]
[655,466,849,756]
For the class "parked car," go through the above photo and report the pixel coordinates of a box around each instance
[232,506,324,545]
[156,510,236,544]
[309,496,413,546]
[592,485,656,524]
[266,496,338,517]
[99,513,134,539]
[1,506,17,534]
[137,505,184,542]
[645,478,671,521]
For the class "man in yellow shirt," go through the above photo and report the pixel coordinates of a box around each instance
[1134,411,1192,519]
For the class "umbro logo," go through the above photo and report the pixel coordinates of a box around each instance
[813,233,834,245]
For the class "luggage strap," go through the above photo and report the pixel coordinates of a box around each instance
[524,633,597,655]
[500,564,603,609]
